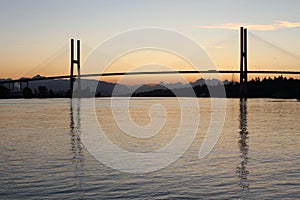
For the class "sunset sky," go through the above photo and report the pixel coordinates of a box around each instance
[1,0,300,84]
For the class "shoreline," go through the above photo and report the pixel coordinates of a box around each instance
[0,96,299,100]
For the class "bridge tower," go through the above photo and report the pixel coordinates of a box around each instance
[70,39,81,92]
[240,27,247,98]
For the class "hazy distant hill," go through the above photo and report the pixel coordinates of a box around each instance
[26,79,130,96]
[1,75,233,97]
[1,75,300,99]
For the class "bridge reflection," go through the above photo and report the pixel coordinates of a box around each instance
[236,99,250,194]
[69,99,84,198]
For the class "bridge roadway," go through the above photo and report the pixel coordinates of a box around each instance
[1,70,300,84]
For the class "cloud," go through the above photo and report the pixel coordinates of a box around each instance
[198,21,300,31]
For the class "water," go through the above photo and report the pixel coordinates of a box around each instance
[0,98,299,199]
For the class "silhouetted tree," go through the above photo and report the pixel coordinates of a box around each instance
[23,87,33,98]
[38,86,48,98]
[0,85,10,98]
[49,89,55,97]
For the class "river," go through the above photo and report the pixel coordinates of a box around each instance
[0,98,299,199]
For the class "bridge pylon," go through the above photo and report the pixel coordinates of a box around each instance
[70,39,81,92]
[240,27,247,99]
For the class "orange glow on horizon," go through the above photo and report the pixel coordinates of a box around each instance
[2,44,300,84]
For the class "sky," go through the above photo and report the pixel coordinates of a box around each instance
[1,0,300,84]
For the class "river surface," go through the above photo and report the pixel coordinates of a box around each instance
[0,98,299,199]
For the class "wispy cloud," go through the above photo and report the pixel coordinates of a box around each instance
[197,21,300,31]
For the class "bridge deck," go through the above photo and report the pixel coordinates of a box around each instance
[1,70,300,84]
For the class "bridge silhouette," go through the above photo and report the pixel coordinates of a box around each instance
[1,27,300,98]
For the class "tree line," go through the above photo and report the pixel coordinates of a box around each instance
[1,76,300,99]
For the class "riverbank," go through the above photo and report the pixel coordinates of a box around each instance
[1,76,300,99]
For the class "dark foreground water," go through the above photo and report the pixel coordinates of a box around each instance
[0,98,299,199]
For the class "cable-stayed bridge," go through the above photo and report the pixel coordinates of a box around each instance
[1,27,300,98]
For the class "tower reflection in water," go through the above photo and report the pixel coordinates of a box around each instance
[69,99,84,197]
[236,99,250,192]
